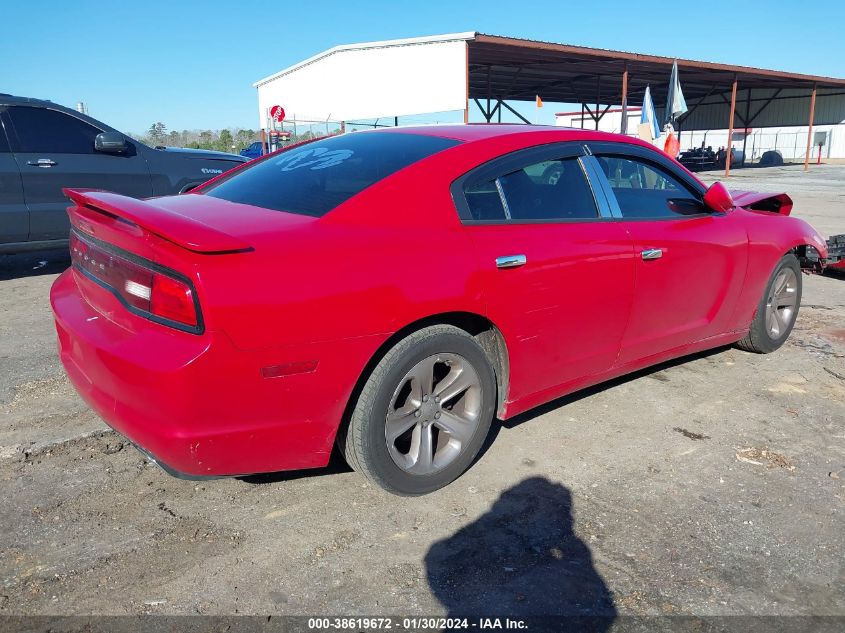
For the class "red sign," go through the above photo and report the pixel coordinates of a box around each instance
[269,105,285,122]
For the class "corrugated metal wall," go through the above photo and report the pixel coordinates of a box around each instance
[676,88,845,130]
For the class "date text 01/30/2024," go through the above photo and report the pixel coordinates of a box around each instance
[306,617,528,630]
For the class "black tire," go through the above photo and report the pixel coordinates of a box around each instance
[737,253,802,354]
[541,163,563,185]
[340,325,496,496]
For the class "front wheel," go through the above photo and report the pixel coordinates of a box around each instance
[340,325,496,496]
[737,253,802,354]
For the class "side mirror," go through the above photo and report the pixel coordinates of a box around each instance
[94,132,128,154]
[703,181,735,213]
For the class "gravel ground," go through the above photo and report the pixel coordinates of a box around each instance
[0,165,843,619]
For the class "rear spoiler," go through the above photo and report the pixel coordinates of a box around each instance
[64,189,252,254]
[730,190,794,216]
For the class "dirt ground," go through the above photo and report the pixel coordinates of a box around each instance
[1,165,843,619]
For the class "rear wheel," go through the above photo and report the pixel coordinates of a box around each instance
[737,253,802,353]
[341,325,496,496]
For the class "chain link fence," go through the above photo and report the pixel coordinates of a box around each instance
[681,127,841,164]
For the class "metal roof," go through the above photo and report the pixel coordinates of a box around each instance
[468,33,845,107]
[253,32,845,129]
[253,32,475,88]
[254,31,845,96]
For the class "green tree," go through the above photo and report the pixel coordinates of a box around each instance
[198,130,214,149]
[147,122,167,146]
[235,128,256,151]
[217,129,234,153]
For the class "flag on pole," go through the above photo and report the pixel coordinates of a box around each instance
[535,95,543,108]
[639,85,661,141]
[665,60,688,124]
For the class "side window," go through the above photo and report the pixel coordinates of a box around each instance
[501,157,597,221]
[465,179,507,221]
[596,156,707,218]
[463,157,597,222]
[7,106,101,154]
[0,109,10,152]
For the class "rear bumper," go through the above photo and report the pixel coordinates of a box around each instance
[130,442,223,480]
[50,269,379,477]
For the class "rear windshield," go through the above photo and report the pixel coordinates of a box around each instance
[204,132,460,217]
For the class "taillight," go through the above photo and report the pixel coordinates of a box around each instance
[150,274,197,327]
[70,230,201,333]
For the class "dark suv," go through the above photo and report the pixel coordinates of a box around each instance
[0,95,247,253]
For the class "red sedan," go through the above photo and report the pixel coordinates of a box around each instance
[50,125,828,495]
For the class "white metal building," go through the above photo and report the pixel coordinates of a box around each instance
[253,33,474,127]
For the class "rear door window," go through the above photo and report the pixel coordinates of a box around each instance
[465,179,506,221]
[462,156,598,222]
[499,157,597,221]
[7,106,101,154]
[205,132,460,217]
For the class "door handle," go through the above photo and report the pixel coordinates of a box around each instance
[641,248,664,261]
[496,254,527,269]
[27,159,57,168]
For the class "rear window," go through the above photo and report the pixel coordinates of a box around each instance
[205,132,460,217]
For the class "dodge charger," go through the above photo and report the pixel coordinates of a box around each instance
[50,125,828,495]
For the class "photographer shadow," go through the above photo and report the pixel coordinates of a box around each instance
[425,476,616,628]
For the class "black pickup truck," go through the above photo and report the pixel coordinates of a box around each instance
[0,94,246,253]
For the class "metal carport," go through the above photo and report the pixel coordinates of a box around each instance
[254,32,845,173]
[467,34,845,173]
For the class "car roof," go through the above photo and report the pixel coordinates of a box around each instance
[369,123,644,146]
[0,94,62,107]
[0,93,127,138]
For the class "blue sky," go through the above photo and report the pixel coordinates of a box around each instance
[3,0,843,133]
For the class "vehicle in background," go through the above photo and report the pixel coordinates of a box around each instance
[239,130,293,159]
[0,94,247,254]
[826,234,845,272]
[678,145,718,171]
[240,141,267,160]
[51,125,828,495]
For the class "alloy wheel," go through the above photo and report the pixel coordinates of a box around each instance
[765,267,799,339]
[384,353,482,475]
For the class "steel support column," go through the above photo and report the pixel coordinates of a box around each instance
[594,75,601,130]
[486,65,492,123]
[463,42,469,124]
[500,100,531,125]
[804,84,817,171]
[473,98,490,122]
[741,88,751,166]
[725,76,738,177]
[620,64,629,135]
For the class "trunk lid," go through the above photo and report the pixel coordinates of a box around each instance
[64,189,315,254]
[63,189,318,334]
